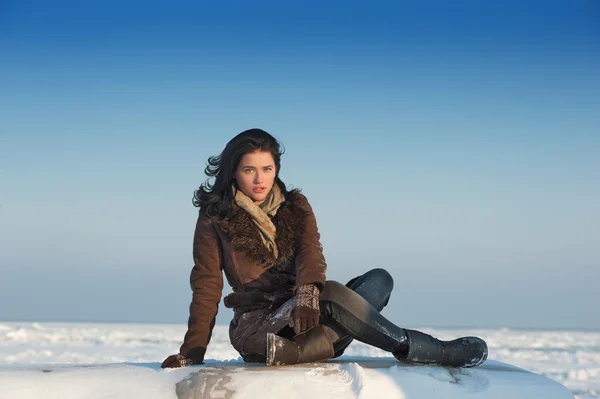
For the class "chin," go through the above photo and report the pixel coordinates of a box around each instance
[250,193,268,202]
[249,188,272,202]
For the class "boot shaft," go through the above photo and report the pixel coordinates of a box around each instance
[266,333,299,366]
[295,326,335,363]
[266,325,335,367]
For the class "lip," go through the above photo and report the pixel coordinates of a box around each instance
[253,187,266,193]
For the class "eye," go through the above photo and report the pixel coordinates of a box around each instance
[244,168,254,174]
[264,167,273,172]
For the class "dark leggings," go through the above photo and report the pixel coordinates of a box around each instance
[320,268,408,355]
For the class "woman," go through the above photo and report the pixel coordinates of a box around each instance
[162,128,488,368]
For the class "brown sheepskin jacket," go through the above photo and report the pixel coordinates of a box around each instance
[179,190,327,363]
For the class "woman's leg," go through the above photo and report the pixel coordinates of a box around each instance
[320,280,408,353]
[344,268,394,309]
[319,280,488,367]
[332,268,394,357]
[265,269,393,366]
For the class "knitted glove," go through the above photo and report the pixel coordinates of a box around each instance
[161,354,197,368]
[293,283,320,334]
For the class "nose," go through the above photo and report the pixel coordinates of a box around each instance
[254,171,264,184]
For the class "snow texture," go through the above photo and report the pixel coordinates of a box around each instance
[1,322,597,399]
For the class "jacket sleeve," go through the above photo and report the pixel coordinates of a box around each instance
[179,212,224,362]
[294,193,327,291]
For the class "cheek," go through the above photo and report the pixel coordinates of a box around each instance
[234,172,246,185]
[236,174,251,186]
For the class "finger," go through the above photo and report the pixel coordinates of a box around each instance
[161,355,173,368]
[300,317,307,333]
[161,356,177,368]
[306,317,314,331]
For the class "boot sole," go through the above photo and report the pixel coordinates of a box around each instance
[266,333,276,367]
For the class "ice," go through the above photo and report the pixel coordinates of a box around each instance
[1,322,598,398]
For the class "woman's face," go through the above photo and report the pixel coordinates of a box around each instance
[233,151,277,202]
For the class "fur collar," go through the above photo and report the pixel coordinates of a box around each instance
[218,189,306,266]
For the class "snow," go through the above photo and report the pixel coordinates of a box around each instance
[1,322,598,399]
[0,364,188,399]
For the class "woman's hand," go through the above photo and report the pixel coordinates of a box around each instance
[293,283,321,334]
[161,354,195,368]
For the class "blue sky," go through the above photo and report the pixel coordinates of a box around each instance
[1,0,599,330]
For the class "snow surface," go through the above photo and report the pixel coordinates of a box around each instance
[1,322,597,399]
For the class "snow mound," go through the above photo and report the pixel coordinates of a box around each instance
[175,358,573,399]
[0,359,575,399]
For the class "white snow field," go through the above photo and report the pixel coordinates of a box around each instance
[0,322,597,399]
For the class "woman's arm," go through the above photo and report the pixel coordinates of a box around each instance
[177,212,224,364]
[291,193,327,334]
[294,193,327,290]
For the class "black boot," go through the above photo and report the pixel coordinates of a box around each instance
[266,325,335,366]
[393,329,488,368]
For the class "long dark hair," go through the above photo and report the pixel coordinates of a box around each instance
[194,128,290,218]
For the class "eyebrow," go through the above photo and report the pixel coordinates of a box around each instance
[241,165,274,169]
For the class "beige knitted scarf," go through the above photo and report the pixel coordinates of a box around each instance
[233,184,285,259]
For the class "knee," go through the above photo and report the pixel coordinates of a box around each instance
[364,268,394,294]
